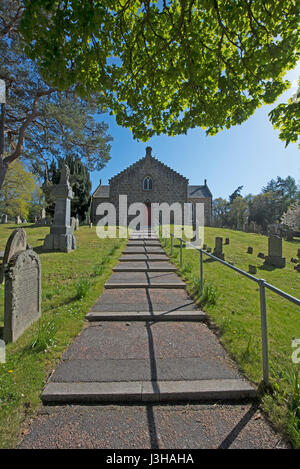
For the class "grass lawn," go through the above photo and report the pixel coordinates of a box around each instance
[161,226,300,448]
[0,223,127,448]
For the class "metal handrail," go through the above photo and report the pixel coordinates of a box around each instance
[164,231,300,386]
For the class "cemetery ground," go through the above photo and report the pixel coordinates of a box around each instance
[0,223,127,448]
[163,226,300,448]
[0,224,298,448]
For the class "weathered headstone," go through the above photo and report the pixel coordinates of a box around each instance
[206,247,212,253]
[297,248,300,258]
[70,217,76,232]
[75,216,79,231]
[225,238,230,245]
[4,249,41,343]
[43,165,76,252]
[247,247,253,254]
[1,214,7,224]
[257,252,265,259]
[249,265,257,274]
[213,237,224,260]
[41,208,46,219]
[203,244,207,250]
[15,216,21,224]
[0,228,27,283]
[291,258,298,263]
[264,236,286,268]
[285,230,294,241]
[294,264,300,273]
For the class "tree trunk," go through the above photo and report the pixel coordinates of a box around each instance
[0,156,8,190]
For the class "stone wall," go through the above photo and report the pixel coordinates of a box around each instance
[188,197,212,226]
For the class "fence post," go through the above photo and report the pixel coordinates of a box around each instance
[200,250,203,295]
[180,238,183,267]
[171,234,173,256]
[258,278,269,386]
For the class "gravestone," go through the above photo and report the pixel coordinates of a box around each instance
[257,252,265,259]
[203,244,207,250]
[225,238,230,245]
[41,208,46,219]
[70,217,76,232]
[291,258,298,263]
[294,264,300,273]
[0,228,27,283]
[264,236,286,268]
[75,216,79,231]
[43,165,76,252]
[285,230,293,241]
[15,216,21,224]
[3,249,41,343]
[249,265,257,274]
[213,237,224,260]
[1,214,7,224]
[247,247,253,254]
[206,247,212,253]
[297,249,300,258]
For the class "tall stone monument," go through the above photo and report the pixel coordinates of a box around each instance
[264,236,286,268]
[1,214,7,224]
[43,164,76,252]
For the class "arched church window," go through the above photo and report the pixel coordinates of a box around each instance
[143,176,152,191]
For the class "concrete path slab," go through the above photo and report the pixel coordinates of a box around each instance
[89,288,196,312]
[113,261,177,272]
[119,254,169,261]
[20,403,288,449]
[123,247,165,254]
[127,240,161,246]
[105,271,185,289]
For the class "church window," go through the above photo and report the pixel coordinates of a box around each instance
[143,176,152,191]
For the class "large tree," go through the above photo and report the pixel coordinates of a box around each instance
[0,0,112,189]
[20,1,299,143]
[262,176,298,216]
[0,158,36,219]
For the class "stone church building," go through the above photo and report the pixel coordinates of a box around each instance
[91,147,212,226]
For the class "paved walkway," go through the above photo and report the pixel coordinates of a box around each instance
[20,229,287,448]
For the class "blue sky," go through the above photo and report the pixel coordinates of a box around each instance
[91,64,299,200]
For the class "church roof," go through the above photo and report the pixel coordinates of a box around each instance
[92,185,110,198]
[188,185,212,198]
[109,147,188,184]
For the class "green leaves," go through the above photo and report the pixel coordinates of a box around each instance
[19,0,299,141]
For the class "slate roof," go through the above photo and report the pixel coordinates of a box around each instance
[92,185,110,198]
[188,185,212,198]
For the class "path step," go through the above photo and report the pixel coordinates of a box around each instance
[113,262,176,272]
[105,283,185,289]
[105,272,185,289]
[127,241,161,246]
[86,311,207,321]
[123,248,165,254]
[119,255,169,262]
[42,379,256,403]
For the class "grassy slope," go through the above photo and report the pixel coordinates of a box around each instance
[0,224,127,448]
[163,226,300,447]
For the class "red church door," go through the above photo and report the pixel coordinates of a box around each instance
[145,202,151,227]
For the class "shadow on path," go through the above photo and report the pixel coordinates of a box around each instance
[217,403,259,449]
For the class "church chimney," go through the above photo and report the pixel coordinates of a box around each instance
[99,179,102,186]
[146,146,152,157]
[204,179,207,186]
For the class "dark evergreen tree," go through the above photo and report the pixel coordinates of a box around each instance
[44,156,92,221]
